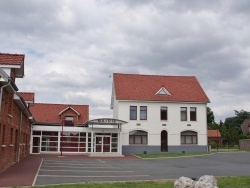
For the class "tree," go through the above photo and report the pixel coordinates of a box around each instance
[207,107,218,129]
[222,109,250,145]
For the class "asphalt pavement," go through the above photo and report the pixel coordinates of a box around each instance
[1,152,250,187]
[35,152,250,186]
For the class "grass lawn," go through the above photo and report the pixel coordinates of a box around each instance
[136,152,213,158]
[30,176,250,188]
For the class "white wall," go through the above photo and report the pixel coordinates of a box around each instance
[113,100,208,146]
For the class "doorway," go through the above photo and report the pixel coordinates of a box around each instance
[161,130,168,152]
[32,136,41,153]
[95,136,111,153]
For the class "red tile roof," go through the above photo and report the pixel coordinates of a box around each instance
[29,103,89,125]
[0,53,25,66]
[19,92,35,103]
[207,130,221,138]
[113,73,210,103]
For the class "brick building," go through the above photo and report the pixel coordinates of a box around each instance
[0,53,35,173]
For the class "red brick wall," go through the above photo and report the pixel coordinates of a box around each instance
[0,88,32,173]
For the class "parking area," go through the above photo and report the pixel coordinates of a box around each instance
[1,152,250,187]
[36,158,149,185]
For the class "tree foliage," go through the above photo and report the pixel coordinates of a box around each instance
[220,109,250,145]
[207,108,250,146]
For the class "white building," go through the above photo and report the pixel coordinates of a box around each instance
[111,73,210,154]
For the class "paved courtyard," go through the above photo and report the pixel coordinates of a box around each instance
[0,152,250,187]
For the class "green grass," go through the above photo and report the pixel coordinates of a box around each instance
[217,176,250,188]
[27,176,250,188]
[136,152,212,158]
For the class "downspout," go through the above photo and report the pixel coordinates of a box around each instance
[17,111,23,162]
[0,80,12,150]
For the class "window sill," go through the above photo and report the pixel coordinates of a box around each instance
[7,114,13,118]
[9,144,14,147]
[1,145,6,148]
[129,144,148,146]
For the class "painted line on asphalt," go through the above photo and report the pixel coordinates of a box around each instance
[39,169,133,173]
[42,160,105,164]
[32,158,43,186]
[43,162,105,166]
[38,175,150,178]
[41,165,121,169]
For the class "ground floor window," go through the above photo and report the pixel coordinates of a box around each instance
[181,131,197,144]
[32,130,119,153]
[129,130,147,145]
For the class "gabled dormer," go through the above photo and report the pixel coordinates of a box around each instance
[155,86,171,96]
[59,107,81,126]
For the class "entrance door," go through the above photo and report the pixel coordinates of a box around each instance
[32,136,41,153]
[161,130,168,152]
[95,136,111,153]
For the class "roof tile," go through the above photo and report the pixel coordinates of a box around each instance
[113,73,210,103]
[207,130,221,138]
[29,103,89,124]
[0,53,24,66]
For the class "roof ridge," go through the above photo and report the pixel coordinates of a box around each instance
[113,73,195,78]
[34,102,88,106]
[0,53,25,56]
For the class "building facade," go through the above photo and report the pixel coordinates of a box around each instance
[111,73,210,154]
[0,53,34,173]
[26,99,126,156]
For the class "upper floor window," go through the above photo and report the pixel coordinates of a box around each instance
[64,116,74,126]
[180,107,187,121]
[161,107,168,120]
[181,131,197,144]
[130,106,137,120]
[190,107,197,121]
[140,106,147,120]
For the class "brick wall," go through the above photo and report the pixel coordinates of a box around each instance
[239,139,250,150]
[0,88,31,173]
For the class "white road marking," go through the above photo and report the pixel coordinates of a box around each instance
[41,165,121,169]
[39,169,133,173]
[32,158,43,186]
[38,175,149,178]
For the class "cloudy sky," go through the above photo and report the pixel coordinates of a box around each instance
[1,0,250,122]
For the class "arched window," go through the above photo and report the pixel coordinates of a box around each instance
[181,131,197,145]
[129,130,147,145]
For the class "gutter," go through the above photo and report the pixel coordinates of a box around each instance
[0,80,11,150]
[17,111,23,162]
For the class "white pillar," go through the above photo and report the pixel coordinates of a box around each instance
[119,131,122,155]
[91,131,94,154]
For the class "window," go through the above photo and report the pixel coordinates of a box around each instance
[180,107,187,121]
[190,107,197,121]
[129,130,147,145]
[130,106,137,120]
[64,116,74,126]
[140,106,147,120]
[2,125,5,145]
[161,107,168,120]
[10,128,13,144]
[181,131,197,144]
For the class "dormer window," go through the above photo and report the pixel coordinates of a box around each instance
[155,87,171,96]
[64,116,74,126]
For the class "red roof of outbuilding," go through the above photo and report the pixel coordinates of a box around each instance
[29,103,89,125]
[19,92,35,103]
[113,73,210,103]
[207,130,221,138]
[0,53,25,66]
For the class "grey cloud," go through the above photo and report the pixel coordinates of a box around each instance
[2,0,250,121]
